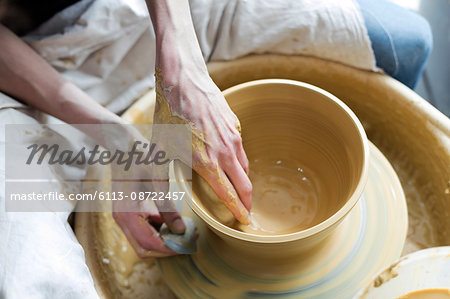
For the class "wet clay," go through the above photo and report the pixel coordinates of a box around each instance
[192,80,366,236]
[77,163,176,298]
[398,289,450,299]
[233,157,323,234]
[95,212,143,288]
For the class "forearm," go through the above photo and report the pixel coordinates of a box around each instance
[0,24,122,125]
[146,2,252,224]
[146,0,207,76]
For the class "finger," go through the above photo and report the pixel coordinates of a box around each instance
[138,199,160,217]
[139,200,164,227]
[230,117,249,173]
[153,190,186,234]
[113,212,176,257]
[197,163,250,225]
[236,143,250,174]
[223,159,252,211]
[159,211,186,234]
[147,164,186,234]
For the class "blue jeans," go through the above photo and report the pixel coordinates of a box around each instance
[357,0,433,89]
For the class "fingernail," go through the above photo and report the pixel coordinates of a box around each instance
[172,218,186,234]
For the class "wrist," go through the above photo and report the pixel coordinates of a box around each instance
[156,34,207,74]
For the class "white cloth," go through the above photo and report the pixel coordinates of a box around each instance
[22,0,375,114]
[191,0,375,69]
[23,0,155,114]
[0,0,375,298]
[0,96,98,299]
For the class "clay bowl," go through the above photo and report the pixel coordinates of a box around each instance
[174,79,370,259]
[356,246,450,298]
[206,55,450,251]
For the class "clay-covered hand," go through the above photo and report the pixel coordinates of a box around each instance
[112,184,185,258]
[154,61,253,225]
[110,129,186,258]
[147,0,252,225]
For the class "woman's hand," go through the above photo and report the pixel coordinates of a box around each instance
[154,63,253,225]
[147,0,253,225]
[111,129,186,258]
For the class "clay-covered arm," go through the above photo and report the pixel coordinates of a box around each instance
[146,0,253,224]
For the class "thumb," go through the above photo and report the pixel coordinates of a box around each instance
[149,163,186,235]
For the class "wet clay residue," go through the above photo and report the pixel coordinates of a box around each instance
[93,211,175,298]
[193,80,366,235]
[380,147,445,254]
[373,260,400,288]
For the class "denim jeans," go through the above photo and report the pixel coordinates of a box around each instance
[357,0,433,89]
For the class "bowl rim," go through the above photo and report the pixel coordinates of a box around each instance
[174,78,370,243]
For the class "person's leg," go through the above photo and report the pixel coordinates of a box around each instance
[357,0,433,89]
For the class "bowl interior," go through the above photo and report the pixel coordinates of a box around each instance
[189,79,369,241]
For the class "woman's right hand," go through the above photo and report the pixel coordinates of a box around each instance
[153,59,252,225]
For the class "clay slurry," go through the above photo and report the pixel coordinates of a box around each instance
[233,156,325,235]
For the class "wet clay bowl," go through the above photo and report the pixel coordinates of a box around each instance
[357,246,450,298]
[206,55,450,252]
[174,79,370,260]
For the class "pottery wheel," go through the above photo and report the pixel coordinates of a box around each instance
[157,142,407,298]
[75,142,406,298]
[75,55,449,298]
